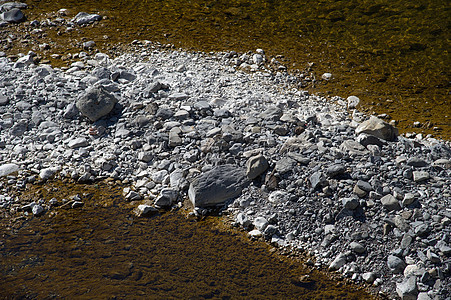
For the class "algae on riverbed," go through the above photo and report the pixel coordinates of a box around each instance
[0,179,375,299]
[2,0,450,139]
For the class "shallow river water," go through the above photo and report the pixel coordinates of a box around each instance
[0,180,373,299]
[4,0,451,138]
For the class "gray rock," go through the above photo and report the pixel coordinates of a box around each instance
[0,2,28,12]
[437,241,451,256]
[356,180,372,192]
[394,215,410,232]
[342,197,359,210]
[426,249,441,263]
[259,106,282,121]
[356,133,386,148]
[168,93,188,101]
[246,154,269,179]
[275,157,295,174]
[355,116,398,141]
[403,264,424,277]
[13,55,34,68]
[340,140,369,155]
[76,86,118,122]
[310,171,327,190]
[156,107,174,120]
[407,157,428,168]
[253,217,269,231]
[0,163,19,177]
[0,8,25,23]
[264,224,278,238]
[138,152,152,163]
[134,204,158,217]
[401,234,413,249]
[432,158,451,169]
[193,101,211,111]
[72,201,84,208]
[63,103,79,119]
[119,70,136,81]
[125,191,142,201]
[72,12,102,25]
[387,255,406,273]
[353,185,367,198]
[0,95,9,106]
[350,241,366,254]
[39,168,57,181]
[83,41,96,49]
[414,223,430,237]
[396,276,418,300]
[236,212,251,228]
[381,194,401,211]
[68,137,88,149]
[152,170,168,184]
[15,100,32,110]
[417,292,431,300]
[413,171,429,182]
[347,96,360,109]
[188,164,248,207]
[362,272,376,284]
[329,253,347,271]
[169,129,182,147]
[32,204,45,216]
[403,193,416,206]
[326,164,345,178]
[154,188,178,207]
[248,229,262,238]
[10,120,28,136]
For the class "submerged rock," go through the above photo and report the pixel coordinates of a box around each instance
[72,12,102,25]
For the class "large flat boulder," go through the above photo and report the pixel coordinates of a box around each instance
[188,164,249,207]
[355,116,398,141]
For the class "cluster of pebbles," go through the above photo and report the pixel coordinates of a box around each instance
[0,6,450,300]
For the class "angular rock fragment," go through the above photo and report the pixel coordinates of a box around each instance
[329,253,347,271]
[154,188,178,207]
[387,255,406,273]
[188,164,248,207]
[396,276,418,300]
[355,116,398,141]
[134,204,158,217]
[381,194,401,211]
[246,154,269,179]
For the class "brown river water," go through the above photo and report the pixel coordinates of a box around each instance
[0,179,374,299]
[2,0,450,138]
